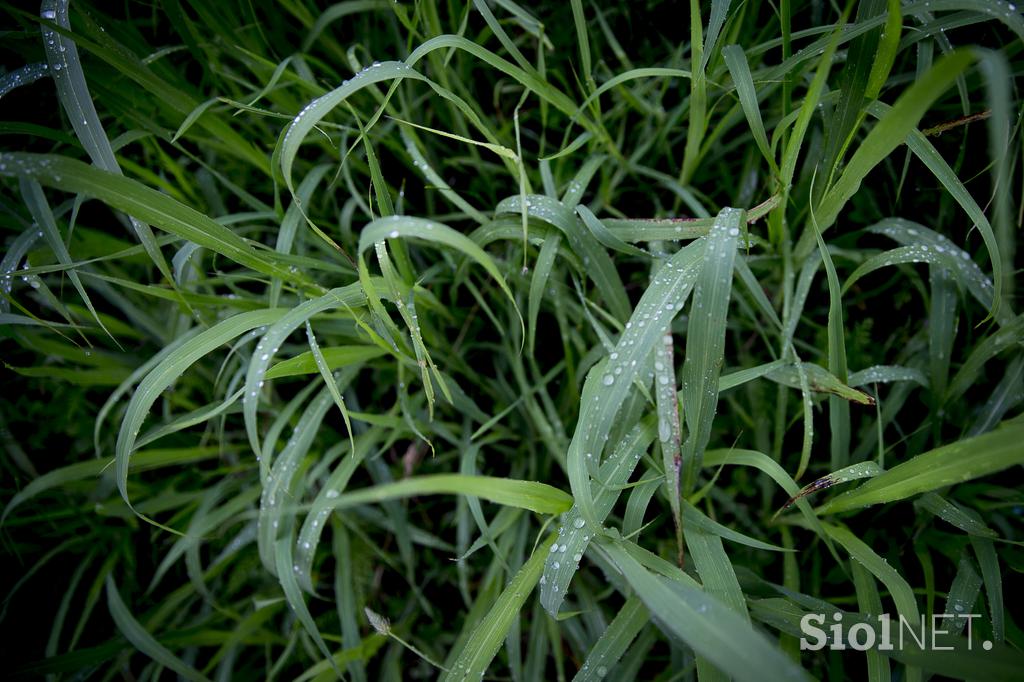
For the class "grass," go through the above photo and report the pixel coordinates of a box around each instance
[1,0,1023,680]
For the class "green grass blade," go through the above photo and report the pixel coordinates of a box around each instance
[680,207,744,492]
[820,417,1024,514]
[572,595,648,682]
[440,534,553,681]
[105,575,211,682]
[599,537,804,682]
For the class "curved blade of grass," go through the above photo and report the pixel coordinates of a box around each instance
[820,417,1024,514]
[39,1,174,284]
[703,448,839,560]
[682,500,789,552]
[843,220,998,315]
[0,226,43,314]
[116,309,286,519]
[0,62,49,99]
[296,430,385,592]
[136,387,244,449]
[865,100,1011,323]
[359,215,520,321]
[2,446,219,524]
[0,153,318,290]
[496,194,630,321]
[915,493,997,538]
[302,0,390,50]
[105,575,211,682]
[270,164,331,307]
[576,205,649,258]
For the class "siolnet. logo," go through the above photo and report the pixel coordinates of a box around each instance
[800,612,994,652]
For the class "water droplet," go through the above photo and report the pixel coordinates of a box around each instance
[602,374,615,386]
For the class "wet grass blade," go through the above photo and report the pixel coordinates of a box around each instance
[106,575,211,682]
[680,208,744,492]
[599,537,805,682]
[820,417,1024,514]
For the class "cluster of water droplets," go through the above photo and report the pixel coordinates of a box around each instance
[655,333,680,443]
[541,517,592,595]
[39,3,72,81]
